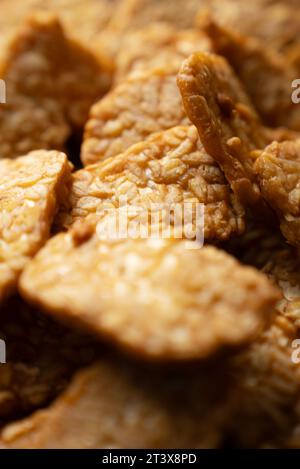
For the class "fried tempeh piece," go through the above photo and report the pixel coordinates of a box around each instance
[0,296,98,424]
[108,0,201,32]
[0,150,71,301]
[196,0,300,53]
[81,66,189,165]
[20,220,279,360]
[0,13,112,160]
[254,140,300,246]
[60,126,245,241]
[0,355,237,448]
[177,51,268,206]
[200,16,300,130]
[229,246,300,447]
[94,0,203,60]
[115,23,211,83]
[0,0,117,44]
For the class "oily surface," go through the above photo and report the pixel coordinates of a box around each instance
[177,51,267,206]
[0,150,71,301]
[0,296,98,424]
[0,355,236,449]
[20,224,279,360]
[254,140,300,246]
[81,67,189,165]
[0,13,111,160]
[59,126,245,242]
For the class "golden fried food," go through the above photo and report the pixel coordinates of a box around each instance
[177,51,267,206]
[115,23,211,83]
[254,140,300,246]
[231,315,300,447]
[95,0,203,59]
[0,355,237,448]
[0,150,71,301]
[229,246,300,447]
[20,220,279,360]
[196,0,300,52]
[200,16,300,130]
[0,13,112,160]
[60,126,245,241]
[82,66,189,165]
[0,296,98,424]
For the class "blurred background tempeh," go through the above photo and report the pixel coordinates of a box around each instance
[0,0,300,450]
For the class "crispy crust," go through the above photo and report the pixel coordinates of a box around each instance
[81,67,189,165]
[200,16,300,130]
[0,13,112,159]
[20,226,279,360]
[254,140,300,246]
[59,126,245,241]
[0,150,71,301]
[177,51,267,206]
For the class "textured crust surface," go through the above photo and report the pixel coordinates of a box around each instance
[0,150,71,301]
[0,13,111,159]
[0,355,237,449]
[0,296,98,424]
[177,52,267,206]
[229,246,300,447]
[81,67,189,165]
[200,16,300,130]
[60,126,245,241]
[115,23,211,83]
[254,140,300,246]
[20,226,279,360]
